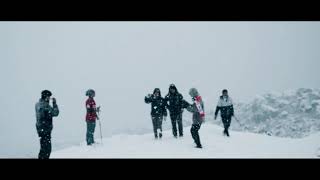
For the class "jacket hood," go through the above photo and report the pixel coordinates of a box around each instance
[153,88,161,97]
[86,89,95,97]
[189,88,199,97]
[169,84,178,94]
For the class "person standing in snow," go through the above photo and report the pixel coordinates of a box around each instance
[35,90,59,159]
[214,89,234,137]
[145,88,167,139]
[164,84,185,138]
[85,89,100,145]
[185,88,205,148]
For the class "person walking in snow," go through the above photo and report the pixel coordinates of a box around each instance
[85,89,100,145]
[35,90,59,159]
[145,88,167,139]
[214,89,234,137]
[164,84,185,138]
[185,88,205,148]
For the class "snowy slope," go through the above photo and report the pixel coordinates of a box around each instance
[51,123,320,158]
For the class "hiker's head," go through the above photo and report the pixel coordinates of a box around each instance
[222,89,228,97]
[169,84,177,94]
[153,88,161,97]
[41,90,52,102]
[189,88,199,98]
[86,89,95,98]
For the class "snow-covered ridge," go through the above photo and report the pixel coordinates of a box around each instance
[210,88,320,138]
[51,124,320,158]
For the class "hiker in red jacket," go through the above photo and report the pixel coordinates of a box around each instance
[85,89,100,145]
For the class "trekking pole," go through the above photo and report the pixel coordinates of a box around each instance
[98,120,103,145]
[233,115,240,124]
[233,115,247,131]
[97,106,103,145]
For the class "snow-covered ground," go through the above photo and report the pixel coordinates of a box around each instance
[51,123,320,158]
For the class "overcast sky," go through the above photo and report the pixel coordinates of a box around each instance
[0,21,319,157]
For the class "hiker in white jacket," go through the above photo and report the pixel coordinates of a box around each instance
[214,89,234,137]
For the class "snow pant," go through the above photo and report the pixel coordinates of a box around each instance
[222,116,232,133]
[170,112,183,137]
[86,121,96,145]
[152,116,163,138]
[191,124,202,146]
[37,126,52,159]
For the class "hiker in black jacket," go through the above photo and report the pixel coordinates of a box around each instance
[164,84,185,138]
[145,88,167,139]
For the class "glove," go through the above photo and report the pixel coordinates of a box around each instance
[52,98,56,104]
[147,94,152,98]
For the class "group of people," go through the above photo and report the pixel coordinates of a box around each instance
[34,85,234,159]
[35,89,100,159]
[144,84,235,149]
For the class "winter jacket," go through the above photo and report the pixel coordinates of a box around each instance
[164,85,184,114]
[145,94,167,117]
[186,88,205,124]
[215,95,234,118]
[86,97,98,122]
[35,98,59,131]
